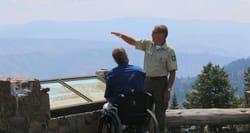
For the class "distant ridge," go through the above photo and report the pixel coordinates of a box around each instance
[0,17,249,57]
[0,38,237,79]
[224,56,250,96]
[0,17,249,81]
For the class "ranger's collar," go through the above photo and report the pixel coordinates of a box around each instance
[154,42,168,50]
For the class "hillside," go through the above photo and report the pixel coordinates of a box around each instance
[224,56,250,96]
[0,38,236,79]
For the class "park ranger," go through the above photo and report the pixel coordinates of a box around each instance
[111,24,178,133]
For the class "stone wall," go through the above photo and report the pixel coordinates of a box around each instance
[0,77,102,133]
[0,77,50,133]
[48,111,102,133]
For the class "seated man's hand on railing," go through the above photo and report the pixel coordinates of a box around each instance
[96,68,109,82]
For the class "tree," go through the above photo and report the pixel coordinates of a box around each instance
[244,67,250,91]
[168,91,182,133]
[170,91,179,109]
[183,62,239,109]
[183,62,240,132]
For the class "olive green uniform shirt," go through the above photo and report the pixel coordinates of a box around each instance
[135,39,177,77]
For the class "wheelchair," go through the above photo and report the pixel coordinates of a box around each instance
[98,93,159,133]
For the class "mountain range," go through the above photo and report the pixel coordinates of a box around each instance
[1,17,250,78]
[0,38,240,79]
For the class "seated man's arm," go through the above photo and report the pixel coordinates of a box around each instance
[96,69,109,82]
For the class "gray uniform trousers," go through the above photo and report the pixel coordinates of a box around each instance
[145,77,168,133]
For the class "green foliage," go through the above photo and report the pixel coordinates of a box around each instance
[183,62,239,109]
[170,91,179,109]
[244,67,250,91]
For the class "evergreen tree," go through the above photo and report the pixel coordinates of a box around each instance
[182,62,240,132]
[183,62,239,109]
[168,91,182,133]
[244,67,250,91]
[170,91,179,109]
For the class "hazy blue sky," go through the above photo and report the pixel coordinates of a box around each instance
[1,0,250,24]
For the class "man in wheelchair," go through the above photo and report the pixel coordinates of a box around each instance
[98,47,159,133]
[103,47,145,111]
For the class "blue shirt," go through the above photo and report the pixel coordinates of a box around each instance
[104,62,145,104]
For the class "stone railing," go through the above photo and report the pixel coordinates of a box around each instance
[0,77,104,133]
[0,77,50,133]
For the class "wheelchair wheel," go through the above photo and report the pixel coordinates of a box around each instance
[144,109,160,133]
[98,111,122,133]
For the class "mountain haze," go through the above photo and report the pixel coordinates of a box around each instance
[0,38,237,79]
[224,57,250,96]
[0,18,249,58]
[1,18,249,78]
